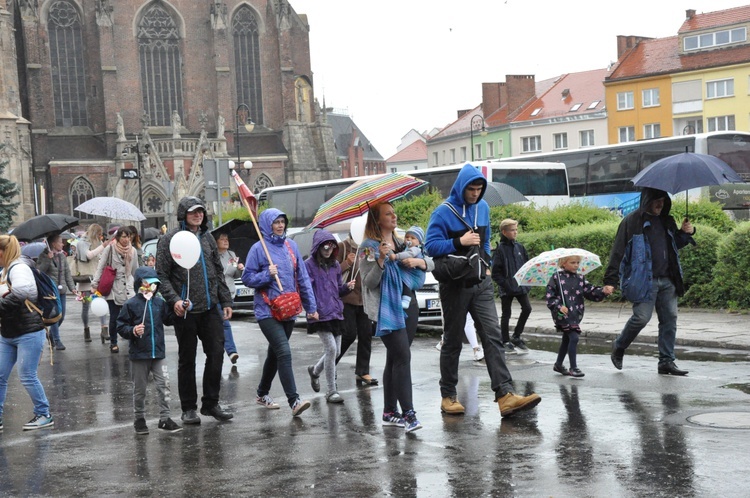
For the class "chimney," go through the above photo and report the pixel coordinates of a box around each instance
[457,109,472,119]
[561,88,570,98]
[686,9,696,20]
[616,35,653,59]
[506,75,536,117]
[482,82,506,116]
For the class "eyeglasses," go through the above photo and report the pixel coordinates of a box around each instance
[321,244,334,251]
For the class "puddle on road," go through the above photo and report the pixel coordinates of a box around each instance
[722,383,750,394]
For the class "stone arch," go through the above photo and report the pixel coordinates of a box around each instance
[253,173,273,193]
[69,176,94,219]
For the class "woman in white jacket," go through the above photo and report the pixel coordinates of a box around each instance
[91,227,136,353]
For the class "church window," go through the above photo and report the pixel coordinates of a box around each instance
[48,1,88,127]
[233,6,264,124]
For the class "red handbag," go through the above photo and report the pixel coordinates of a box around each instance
[260,241,303,321]
[97,248,116,296]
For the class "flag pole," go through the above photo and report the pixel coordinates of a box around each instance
[230,171,283,291]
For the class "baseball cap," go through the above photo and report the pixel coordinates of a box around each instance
[187,205,205,213]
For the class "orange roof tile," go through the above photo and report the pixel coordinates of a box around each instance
[430,104,482,140]
[511,69,608,122]
[679,5,750,32]
[386,140,427,163]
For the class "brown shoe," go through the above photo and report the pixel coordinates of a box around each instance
[497,392,541,417]
[440,396,465,415]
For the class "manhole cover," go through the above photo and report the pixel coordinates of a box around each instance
[687,412,750,429]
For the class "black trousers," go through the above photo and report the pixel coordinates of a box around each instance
[500,294,532,342]
[174,307,225,411]
[336,303,374,377]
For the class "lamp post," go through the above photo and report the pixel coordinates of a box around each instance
[122,135,149,241]
[235,103,255,170]
[470,114,486,162]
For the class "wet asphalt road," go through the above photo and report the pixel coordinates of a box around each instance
[1,306,750,497]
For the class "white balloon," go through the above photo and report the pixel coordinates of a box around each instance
[170,231,201,269]
[350,213,367,245]
[91,297,109,317]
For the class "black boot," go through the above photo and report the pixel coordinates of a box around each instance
[611,341,625,370]
[84,327,92,343]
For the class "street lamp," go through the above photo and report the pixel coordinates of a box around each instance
[235,103,255,169]
[470,114,487,162]
[121,135,150,240]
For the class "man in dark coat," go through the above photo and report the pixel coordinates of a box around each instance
[603,187,695,375]
[156,196,234,423]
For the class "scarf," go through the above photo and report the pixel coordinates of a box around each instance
[114,239,133,273]
[361,238,426,337]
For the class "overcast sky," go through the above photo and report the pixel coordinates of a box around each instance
[290,0,749,159]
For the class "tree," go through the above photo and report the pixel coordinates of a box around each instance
[0,145,20,233]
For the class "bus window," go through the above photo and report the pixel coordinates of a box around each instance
[491,169,568,196]
[639,138,690,173]
[587,150,638,195]
[268,190,297,223]
[421,171,458,198]
[707,134,750,179]
[296,186,328,226]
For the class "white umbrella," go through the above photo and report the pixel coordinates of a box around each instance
[75,197,146,221]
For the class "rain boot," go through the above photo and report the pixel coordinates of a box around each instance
[83,327,92,343]
[101,326,108,344]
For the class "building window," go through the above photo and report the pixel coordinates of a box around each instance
[569,103,582,112]
[642,88,660,107]
[138,4,183,126]
[644,123,661,139]
[48,1,88,127]
[707,115,735,132]
[486,141,495,158]
[580,130,595,147]
[617,91,634,110]
[684,27,746,51]
[553,133,568,150]
[474,144,482,160]
[450,148,456,164]
[707,79,734,99]
[618,126,635,143]
[70,177,94,219]
[460,147,467,162]
[233,6,264,125]
[432,152,438,166]
[521,136,541,153]
[685,119,703,134]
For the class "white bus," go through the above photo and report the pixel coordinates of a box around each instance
[257,162,570,230]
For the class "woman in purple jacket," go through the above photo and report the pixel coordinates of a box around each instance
[304,230,355,403]
[242,208,318,417]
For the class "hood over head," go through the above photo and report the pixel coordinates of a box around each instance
[449,163,487,207]
[258,208,289,241]
[134,265,160,290]
[639,187,671,216]
[177,196,209,232]
[311,229,339,259]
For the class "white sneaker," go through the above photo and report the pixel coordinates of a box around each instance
[23,414,54,430]
[473,347,485,361]
[255,395,280,409]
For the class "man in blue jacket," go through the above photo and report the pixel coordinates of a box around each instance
[604,187,695,375]
[425,163,541,417]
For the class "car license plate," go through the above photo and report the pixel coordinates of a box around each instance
[427,299,441,310]
[236,287,254,297]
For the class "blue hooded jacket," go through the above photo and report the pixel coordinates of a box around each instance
[425,163,491,261]
[116,266,174,360]
[241,208,316,320]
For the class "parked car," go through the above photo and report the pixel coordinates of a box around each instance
[289,226,441,324]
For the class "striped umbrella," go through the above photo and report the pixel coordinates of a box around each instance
[308,173,428,229]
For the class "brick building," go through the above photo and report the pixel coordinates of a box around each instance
[10,0,338,228]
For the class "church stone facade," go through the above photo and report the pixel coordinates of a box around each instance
[7,0,338,228]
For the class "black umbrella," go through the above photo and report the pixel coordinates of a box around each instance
[631,151,742,218]
[11,214,79,242]
[142,227,160,241]
[483,182,528,207]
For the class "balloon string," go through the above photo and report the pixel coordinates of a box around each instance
[184,270,189,319]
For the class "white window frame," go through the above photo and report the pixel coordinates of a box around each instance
[618,126,635,143]
[617,91,634,110]
[521,136,541,153]
[684,27,746,51]
[707,115,735,132]
[474,143,482,160]
[486,140,495,158]
[450,148,456,164]
[642,88,660,108]
[707,79,734,99]
[553,133,568,150]
[580,130,595,147]
[460,147,467,162]
[432,152,439,167]
[643,123,661,139]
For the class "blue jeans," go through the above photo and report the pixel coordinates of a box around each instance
[0,330,50,419]
[49,295,67,344]
[257,318,299,408]
[219,306,237,356]
[615,277,678,364]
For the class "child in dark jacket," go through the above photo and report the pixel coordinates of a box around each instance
[546,255,612,378]
[305,230,355,403]
[117,266,181,434]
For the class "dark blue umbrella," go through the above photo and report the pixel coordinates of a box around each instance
[21,241,48,259]
[631,152,742,217]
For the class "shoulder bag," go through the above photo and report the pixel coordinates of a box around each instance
[432,202,489,286]
[97,247,117,296]
[260,241,303,321]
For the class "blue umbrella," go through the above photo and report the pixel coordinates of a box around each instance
[631,152,742,218]
[21,241,48,259]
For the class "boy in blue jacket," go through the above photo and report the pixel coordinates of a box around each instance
[117,266,182,434]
